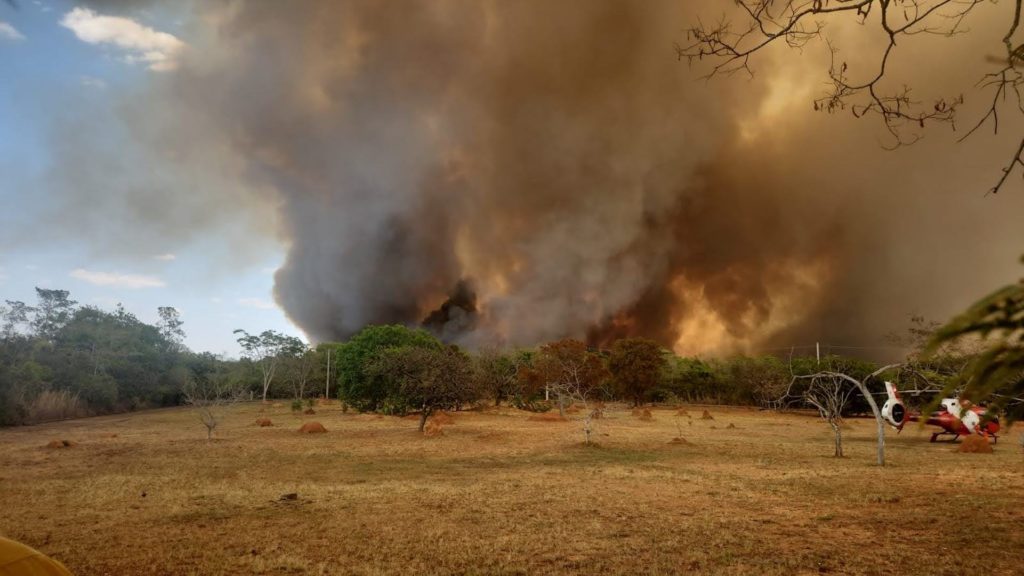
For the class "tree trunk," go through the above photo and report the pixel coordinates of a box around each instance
[831,421,843,457]
[418,407,430,432]
[557,393,565,417]
[852,380,885,466]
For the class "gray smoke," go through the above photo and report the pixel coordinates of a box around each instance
[26,0,1024,355]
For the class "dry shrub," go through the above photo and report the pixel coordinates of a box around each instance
[26,390,87,423]
[958,435,993,453]
[298,422,327,434]
[636,409,653,421]
[528,412,567,422]
[46,439,76,449]
[432,411,455,425]
[423,420,444,437]
[303,408,316,415]
[701,410,714,420]
[255,418,273,427]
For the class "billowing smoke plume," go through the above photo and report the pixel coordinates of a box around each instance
[33,1,1024,355]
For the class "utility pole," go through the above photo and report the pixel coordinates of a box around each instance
[325,348,331,400]
[816,342,820,365]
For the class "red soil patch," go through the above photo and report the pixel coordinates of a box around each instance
[298,422,327,434]
[46,439,76,448]
[701,410,714,420]
[957,435,993,453]
[528,412,567,422]
[255,418,273,427]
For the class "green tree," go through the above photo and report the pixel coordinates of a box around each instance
[233,329,306,402]
[335,324,442,412]
[607,338,666,407]
[929,262,1024,421]
[31,288,77,341]
[474,347,531,406]
[157,307,186,350]
[367,345,477,431]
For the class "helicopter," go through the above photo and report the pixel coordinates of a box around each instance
[880,381,1000,443]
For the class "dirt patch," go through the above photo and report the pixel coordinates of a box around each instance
[255,418,273,427]
[46,439,76,448]
[957,435,993,453]
[527,413,567,422]
[633,408,653,421]
[298,422,327,434]
[701,410,714,420]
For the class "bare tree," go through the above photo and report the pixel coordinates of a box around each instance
[182,372,245,441]
[788,372,858,456]
[680,0,1024,194]
[790,363,901,465]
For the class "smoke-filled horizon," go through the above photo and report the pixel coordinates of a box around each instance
[21,0,1024,356]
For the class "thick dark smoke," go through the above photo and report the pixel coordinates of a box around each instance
[34,0,1024,355]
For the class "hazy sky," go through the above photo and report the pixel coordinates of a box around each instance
[0,0,303,355]
[2,1,1022,360]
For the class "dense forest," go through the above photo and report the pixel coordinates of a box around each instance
[0,288,989,427]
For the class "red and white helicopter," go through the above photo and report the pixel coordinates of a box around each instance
[880,381,1000,443]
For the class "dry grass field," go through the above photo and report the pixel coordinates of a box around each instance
[1,403,1022,575]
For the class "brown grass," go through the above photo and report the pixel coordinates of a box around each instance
[527,412,567,422]
[2,403,1023,575]
[422,420,444,437]
[431,412,454,426]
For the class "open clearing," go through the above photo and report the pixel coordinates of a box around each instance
[1,403,1022,575]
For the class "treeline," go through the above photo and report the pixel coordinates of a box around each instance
[2,288,976,426]
[0,289,246,425]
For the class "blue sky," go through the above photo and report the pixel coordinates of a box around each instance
[0,0,305,356]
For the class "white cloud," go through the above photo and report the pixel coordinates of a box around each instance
[153,253,176,261]
[0,21,25,41]
[70,268,166,289]
[237,297,275,310]
[60,8,185,71]
[80,75,107,89]
[32,1,53,14]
